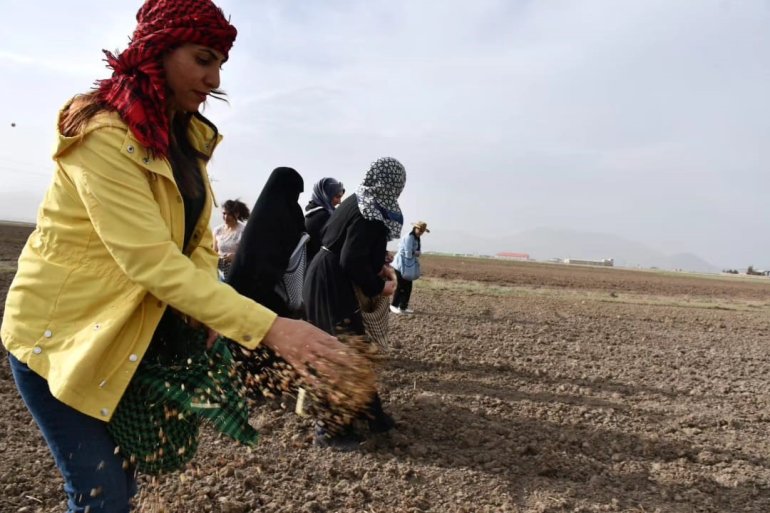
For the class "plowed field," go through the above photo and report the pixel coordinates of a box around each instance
[3,224,770,513]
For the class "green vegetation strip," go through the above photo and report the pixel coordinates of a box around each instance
[416,276,770,312]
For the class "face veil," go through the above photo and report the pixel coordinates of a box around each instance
[355,157,406,241]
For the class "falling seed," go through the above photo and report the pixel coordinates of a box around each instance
[228,331,378,435]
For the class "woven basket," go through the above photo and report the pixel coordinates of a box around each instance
[353,286,391,351]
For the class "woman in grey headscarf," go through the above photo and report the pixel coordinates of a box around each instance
[304,177,345,263]
[303,157,405,449]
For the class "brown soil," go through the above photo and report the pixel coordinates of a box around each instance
[2,223,770,512]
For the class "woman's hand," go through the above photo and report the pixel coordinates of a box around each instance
[178,314,219,349]
[206,327,220,349]
[379,264,397,296]
[172,313,219,350]
[379,264,396,282]
[382,279,397,296]
[260,317,359,388]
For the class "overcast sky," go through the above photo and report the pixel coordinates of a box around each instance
[1,0,768,267]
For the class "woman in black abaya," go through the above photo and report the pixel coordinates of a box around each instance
[303,157,406,449]
[227,166,305,317]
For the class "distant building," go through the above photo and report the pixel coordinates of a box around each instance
[564,258,614,267]
[496,252,530,261]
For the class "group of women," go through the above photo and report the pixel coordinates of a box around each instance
[0,0,410,511]
[213,159,405,447]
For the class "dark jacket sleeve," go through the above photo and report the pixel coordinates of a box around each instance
[305,210,329,263]
[305,210,330,240]
[339,216,387,298]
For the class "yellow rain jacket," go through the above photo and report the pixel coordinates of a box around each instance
[1,107,276,421]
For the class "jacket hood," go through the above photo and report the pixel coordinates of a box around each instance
[53,100,222,160]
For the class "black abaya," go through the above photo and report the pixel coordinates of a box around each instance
[303,194,388,334]
[226,167,304,317]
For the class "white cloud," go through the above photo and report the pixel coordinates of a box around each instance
[1,0,769,266]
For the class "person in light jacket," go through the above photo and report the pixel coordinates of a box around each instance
[1,2,366,510]
[391,221,429,314]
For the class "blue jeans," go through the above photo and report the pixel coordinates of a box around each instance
[8,353,137,512]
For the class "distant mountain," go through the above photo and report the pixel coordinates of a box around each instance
[408,226,721,273]
[666,253,721,274]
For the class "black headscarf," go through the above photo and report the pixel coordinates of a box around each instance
[227,167,304,316]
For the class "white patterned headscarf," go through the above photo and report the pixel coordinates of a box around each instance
[355,157,406,241]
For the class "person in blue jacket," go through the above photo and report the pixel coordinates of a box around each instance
[391,221,429,314]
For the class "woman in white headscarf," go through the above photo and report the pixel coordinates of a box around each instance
[303,157,405,449]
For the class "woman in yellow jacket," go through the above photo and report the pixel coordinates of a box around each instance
[0,1,357,511]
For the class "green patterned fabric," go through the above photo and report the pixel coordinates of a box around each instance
[108,327,258,475]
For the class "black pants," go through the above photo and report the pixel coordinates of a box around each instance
[392,270,413,310]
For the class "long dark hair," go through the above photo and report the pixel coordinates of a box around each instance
[59,92,108,138]
[222,199,250,221]
[168,111,220,197]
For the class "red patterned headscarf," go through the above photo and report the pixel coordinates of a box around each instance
[96,0,237,157]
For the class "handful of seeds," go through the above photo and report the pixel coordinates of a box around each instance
[231,331,382,434]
